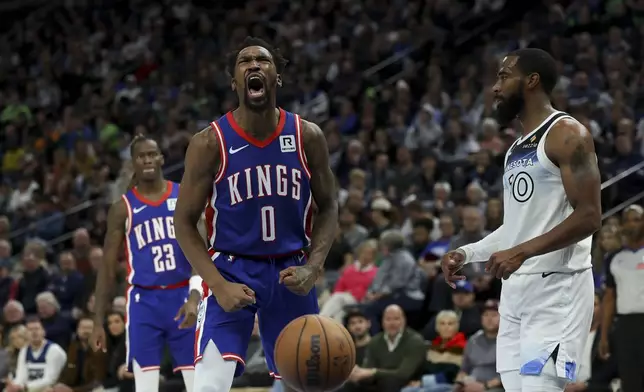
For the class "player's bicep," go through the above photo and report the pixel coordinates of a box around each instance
[551,121,601,212]
[176,128,219,223]
[302,121,337,209]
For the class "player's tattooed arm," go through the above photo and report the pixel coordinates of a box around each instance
[301,120,339,271]
[175,127,228,289]
[521,118,602,258]
[94,198,128,324]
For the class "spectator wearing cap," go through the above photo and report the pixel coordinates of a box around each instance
[566,292,618,392]
[320,240,379,322]
[349,305,426,392]
[48,252,84,318]
[344,309,372,367]
[36,292,73,349]
[453,300,503,392]
[600,204,644,392]
[422,280,482,341]
[364,229,425,334]
[368,197,394,239]
[402,310,466,392]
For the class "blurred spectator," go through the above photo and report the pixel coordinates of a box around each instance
[320,240,378,322]
[364,230,425,334]
[3,301,25,339]
[339,207,369,252]
[4,325,28,379]
[36,292,73,349]
[422,281,482,341]
[16,243,50,315]
[349,305,426,392]
[368,198,395,239]
[453,300,503,392]
[102,312,131,392]
[56,317,107,392]
[70,229,92,276]
[402,310,466,392]
[566,293,618,392]
[0,259,18,307]
[8,318,66,392]
[47,252,84,316]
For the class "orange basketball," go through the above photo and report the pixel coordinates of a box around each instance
[274,315,356,392]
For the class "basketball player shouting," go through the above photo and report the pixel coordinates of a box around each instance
[174,36,338,392]
[91,136,202,392]
[442,48,601,392]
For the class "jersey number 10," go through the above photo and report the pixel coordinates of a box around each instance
[152,244,177,272]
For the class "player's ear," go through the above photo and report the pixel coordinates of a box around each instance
[231,78,237,92]
[526,73,540,90]
[277,74,283,88]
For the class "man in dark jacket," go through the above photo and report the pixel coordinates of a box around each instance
[53,317,106,392]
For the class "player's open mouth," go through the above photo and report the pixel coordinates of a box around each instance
[246,75,266,99]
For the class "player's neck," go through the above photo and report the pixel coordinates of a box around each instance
[136,178,166,194]
[518,100,557,137]
[234,106,280,140]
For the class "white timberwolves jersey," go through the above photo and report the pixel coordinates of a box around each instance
[502,111,592,274]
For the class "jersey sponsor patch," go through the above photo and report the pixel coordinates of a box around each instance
[279,135,296,153]
[167,198,177,211]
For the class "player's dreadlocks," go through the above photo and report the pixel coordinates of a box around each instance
[225,36,289,77]
[127,134,151,190]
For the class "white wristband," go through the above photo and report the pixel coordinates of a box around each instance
[189,275,204,297]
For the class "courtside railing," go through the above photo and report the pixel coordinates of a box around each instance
[601,160,644,220]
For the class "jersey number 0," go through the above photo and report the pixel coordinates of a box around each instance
[152,244,177,272]
[261,206,276,241]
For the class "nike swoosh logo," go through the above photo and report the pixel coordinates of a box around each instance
[133,206,147,214]
[542,272,556,278]
[229,144,249,154]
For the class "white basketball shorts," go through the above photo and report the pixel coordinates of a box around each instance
[497,268,594,381]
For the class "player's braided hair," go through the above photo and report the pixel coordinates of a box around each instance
[225,36,288,77]
[127,134,150,190]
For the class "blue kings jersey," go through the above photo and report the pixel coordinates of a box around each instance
[205,108,313,256]
[122,181,192,286]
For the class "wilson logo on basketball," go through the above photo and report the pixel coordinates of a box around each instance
[306,334,322,386]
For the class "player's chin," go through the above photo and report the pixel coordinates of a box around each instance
[244,93,269,110]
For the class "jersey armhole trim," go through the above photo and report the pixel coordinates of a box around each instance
[294,114,312,178]
[211,121,228,183]
[121,195,133,236]
[536,115,573,177]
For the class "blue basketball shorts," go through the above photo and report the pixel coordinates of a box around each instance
[194,252,319,378]
[125,285,195,372]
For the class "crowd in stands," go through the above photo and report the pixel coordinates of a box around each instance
[0,0,643,391]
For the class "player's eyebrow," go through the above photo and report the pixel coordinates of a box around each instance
[237,53,273,63]
[497,69,511,77]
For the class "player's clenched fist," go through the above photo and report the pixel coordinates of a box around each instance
[213,281,256,312]
[279,264,319,295]
[90,324,107,352]
[486,246,527,280]
[441,250,466,289]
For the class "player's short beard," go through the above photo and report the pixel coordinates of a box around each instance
[494,84,525,126]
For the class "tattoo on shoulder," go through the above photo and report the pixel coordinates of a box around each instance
[570,142,589,172]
